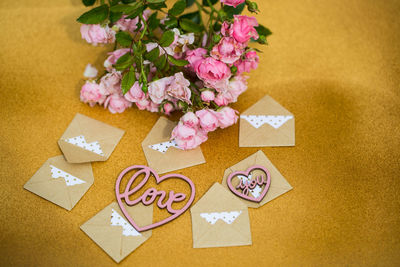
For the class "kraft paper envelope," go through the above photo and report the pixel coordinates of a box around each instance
[239,95,295,147]
[80,202,152,263]
[58,113,125,163]
[222,150,293,208]
[191,183,251,248]
[142,116,205,174]
[24,155,94,211]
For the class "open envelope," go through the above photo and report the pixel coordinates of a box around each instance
[80,202,152,263]
[58,113,125,163]
[142,117,205,174]
[239,95,295,147]
[191,183,251,248]
[222,150,293,208]
[24,155,93,211]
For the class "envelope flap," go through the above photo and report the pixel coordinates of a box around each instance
[242,95,293,116]
[191,183,247,213]
[142,116,175,145]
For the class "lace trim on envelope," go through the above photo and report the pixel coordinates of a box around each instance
[200,211,242,225]
[241,115,293,129]
[50,165,86,186]
[110,209,141,237]
[148,140,182,153]
[64,135,104,155]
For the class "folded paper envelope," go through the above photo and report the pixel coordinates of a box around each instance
[142,116,205,174]
[58,113,125,163]
[191,183,251,248]
[222,150,293,208]
[80,202,152,263]
[239,95,295,147]
[24,155,94,211]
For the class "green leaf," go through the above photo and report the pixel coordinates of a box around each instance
[159,30,175,47]
[110,11,123,23]
[126,6,145,19]
[164,17,178,29]
[202,0,218,7]
[168,0,186,16]
[114,53,134,70]
[154,55,167,69]
[255,25,272,37]
[185,0,195,7]
[116,31,133,47]
[121,67,136,94]
[148,2,167,9]
[179,18,203,33]
[77,4,109,24]
[82,0,96,7]
[222,3,245,18]
[144,47,160,62]
[179,11,200,24]
[147,0,166,3]
[121,0,136,3]
[110,3,142,13]
[167,55,189,67]
[147,12,160,31]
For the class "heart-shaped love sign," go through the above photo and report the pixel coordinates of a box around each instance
[115,165,195,232]
[226,165,271,203]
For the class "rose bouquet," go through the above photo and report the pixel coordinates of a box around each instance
[77,0,271,149]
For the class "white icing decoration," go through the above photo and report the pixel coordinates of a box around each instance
[50,165,86,187]
[200,211,242,225]
[64,135,104,155]
[110,209,141,237]
[241,115,293,129]
[238,174,262,198]
[148,140,182,154]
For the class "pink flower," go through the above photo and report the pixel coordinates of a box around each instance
[135,98,151,110]
[194,57,231,90]
[181,112,199,128]
[104,94,132,114]
[167,72,191,103]
[104,48,130,71]
[231,15,259,43]
[80,24,115,45]
[80,81,106,107]
[201,90,215,102]
[216,107,238,128]
[163,102,174,115]
[221,0,245,8]
[214,75,247,105]
[195,109,219,132]
[214,93,230,106]
[148,76,174,104]
[234,51,259,74]
[221,22,230,36]
[124,81,144,102]
[115,15,139,33]
[211,37,244,65]
[146,101,160,113]
[99,71,122,94]
[83,64,98,78]
[186,48,207,68]
[171,122,208,150]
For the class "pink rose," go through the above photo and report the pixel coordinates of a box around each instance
[201,90,215,102]
[104,48,130,71]
[146,101,160,113]
[231,15,259,43]
[195,109,219,132]
[211,37,244,65]
[163,102,174,115]
[194,57,231,90]
[80,24,115,45]
[124,81,144,102]
[135,98,151,110]
[115,15,139,33]
[181,112,199,128]
[104,94,132,114]
[214,75,247,105]
[171,122,208,150]
[148,76,174,104]
[214,93,230,106]
[186,48,207,68]
[221,22,230,36]
[234,51,259,74]
[216,107,238,128]
[221,0,245,8]
[80,81,106,107]
[99,71,122,94]
[167,72,191,103]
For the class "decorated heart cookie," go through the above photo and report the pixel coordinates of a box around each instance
[226,165,271,203]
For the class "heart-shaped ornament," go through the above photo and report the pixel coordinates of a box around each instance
[115,165,195,232]
[226,165,271,203]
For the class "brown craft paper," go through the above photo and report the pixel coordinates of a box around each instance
[24,155,94,211]
[239,95,295,147]
[142,117,205,174]
[222,150,293,208]
[80,202,152,263]
[191,183,251,248]
[58,113,125,163]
